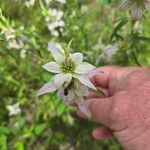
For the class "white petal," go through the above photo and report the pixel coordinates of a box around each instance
[63,73,72,83]
[73,74,97,90]
[74,97,91,117]
[131,3,144,20]
[75,85,89,97]
[119,0,134,10]
[57,88,75,104]
[70,52,83,64]
[54,74,65,88]
[48,42,65,63]
[75,62,96,74]
[38,79,57,96]
[42,62,61,73]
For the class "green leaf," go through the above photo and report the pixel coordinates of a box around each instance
[110,19,128,42]
[0,126,9,135]
[34,124,46,135]
[15,142,24,150]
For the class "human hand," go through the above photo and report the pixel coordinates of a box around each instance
[77,66,150,150]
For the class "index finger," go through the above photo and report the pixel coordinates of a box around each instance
[90,66,118,88]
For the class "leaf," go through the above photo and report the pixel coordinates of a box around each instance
[135,36,150,42]
[15,142,24,150]
[34,124,46,135]
[129,50,141,66]
[0,126,9,135]
[110,19,128,42]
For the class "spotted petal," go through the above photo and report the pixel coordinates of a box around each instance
[54,74,65,88]
[73,74,97,90]
[75,97,91,118]
[42,62,61,73]
[75,62,96,74]
[48,42,65,63]
[70,52,83,65]
[38,79,57,96]
[119,0,134,10]
[57,88,75,104]
[131,3,144,20]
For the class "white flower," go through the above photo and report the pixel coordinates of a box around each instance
[45,0,52,5]
[57,80,89,104]
[119,0,150,20]
[45,9,65,36]
[38,42,97,96]
[99,45,118,61]
[55,0,66,4]
[38,42,102,116]
[1,27,15,40]
[25,0,36,7]
[7,39,24,49]
[6,103,21,116]
[20,49,26,58]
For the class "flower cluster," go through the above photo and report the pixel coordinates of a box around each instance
[38,42,102,116]
[1,27,23,49]
[45,9,65,37]
[22,0,66,7]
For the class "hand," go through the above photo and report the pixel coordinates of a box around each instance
[77,66,150,150]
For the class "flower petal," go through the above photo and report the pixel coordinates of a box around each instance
[73,74,97,90]
[70,52,83,64]
[48,42,65,63]
[63,73,72,83]
[57,88,75,104]
[74,97,91,118]
[42,62,61,73]
[119,0,134,10]
[38,79,57,96]
[75,62,96,74]
[131,3,144,20]
[54,74,65,88]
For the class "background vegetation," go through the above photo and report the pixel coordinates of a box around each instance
[0,0,149,149]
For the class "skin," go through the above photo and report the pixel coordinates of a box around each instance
[76,66,150,150]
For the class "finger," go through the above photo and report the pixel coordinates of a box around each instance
[86,88,109,99]
[76,108,87,118]
[90,66,117,88]
[88,97,113,125]
[92,126,113,140]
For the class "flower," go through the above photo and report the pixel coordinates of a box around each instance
[38,42,102,116]
[99,45,118,61]
[1,27,15,40]
[45,9,65,36]
[38,42,97,96]
[7,39,24,49]
[6,103,21,116]
[57,80,91,115]
[44,0,66,5]
[119,0,150,20]
[55,0,66,4]
[45,0,51,5]
[25,0,36,7]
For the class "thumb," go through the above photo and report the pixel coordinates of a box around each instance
[88,97,113,126]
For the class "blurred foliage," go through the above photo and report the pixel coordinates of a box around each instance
[0,0,149,149]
